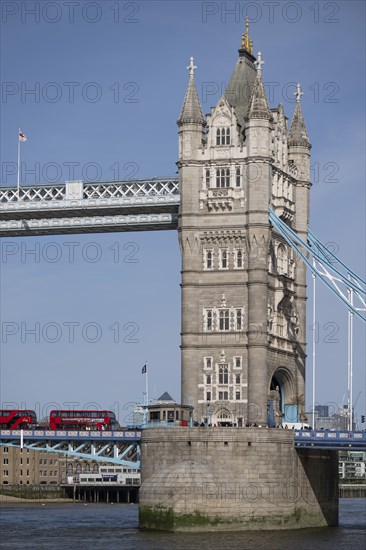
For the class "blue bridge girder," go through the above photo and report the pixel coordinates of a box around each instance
[0,178,180,236]
[0,429,141,468]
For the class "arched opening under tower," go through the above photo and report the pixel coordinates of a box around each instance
[211,408,233,427]
[269,368,299,426]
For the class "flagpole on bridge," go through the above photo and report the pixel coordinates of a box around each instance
[17,129,28,200]
[17,128,21,199]
[142,364,148,426]
[145,365,149,409]
[347,280,354,431]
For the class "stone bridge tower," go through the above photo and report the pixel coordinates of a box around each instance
[141,27,338,533]
[177,25,311,426]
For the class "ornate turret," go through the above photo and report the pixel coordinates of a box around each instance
[288,84,311,148]
[177,57,205,126]
[247,52,272,120]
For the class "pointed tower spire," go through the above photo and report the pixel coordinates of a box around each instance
[178,57,205,126]
[288,84,310,147]
[247,51,271,119]
[224,22,257,131]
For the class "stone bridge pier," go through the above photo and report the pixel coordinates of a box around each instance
[139,427,338,531]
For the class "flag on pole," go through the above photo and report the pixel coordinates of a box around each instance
[141,364,147,374]
[19,132,27,142]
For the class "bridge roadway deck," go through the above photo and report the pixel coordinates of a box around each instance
[0,178,180,236]
[1,428,365,456]
[0,429,141,467]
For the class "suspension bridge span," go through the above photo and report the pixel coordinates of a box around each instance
[0,178,180,236]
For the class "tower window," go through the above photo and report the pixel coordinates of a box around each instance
[235,374,241,384]
[226,128,231,145]
[204,249,213,270]
[234,357,242,369]
[236,167,241,187]
[216,127,231,146]
[236,391,241,400]
[206,391,211,402]
[235,249,243,269]
[236,309,243,331]
[206,310,213,331]
[219,365,229,384]
[206,375,211,385]
[216,128,221,146]
[205,168,210,187]
[205,357,213,369]
[218,391,229,400]
[216,168,230,188]
[220,249,228,269]
[219,310,230,331]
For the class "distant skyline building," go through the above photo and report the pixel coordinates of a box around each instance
[310,404,357,431]
[315,404,330,418]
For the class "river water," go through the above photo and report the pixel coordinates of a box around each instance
[0,499,365,549]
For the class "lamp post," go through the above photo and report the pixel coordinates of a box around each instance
[206,400,211,427]
[189,406,194,428]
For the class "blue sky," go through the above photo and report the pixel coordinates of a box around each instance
[0,1,365,425]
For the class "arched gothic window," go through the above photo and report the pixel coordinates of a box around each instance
[205,357,212,369]
[206,310,213,331]
[205,249,213,270]
[205,168,210,186]
[235,249,243,269]
[236,167,241,187]
[220,249,228,269]
[236,309,243,330]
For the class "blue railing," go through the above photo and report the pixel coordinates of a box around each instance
[294,430,366,449]
[0,429,141,441]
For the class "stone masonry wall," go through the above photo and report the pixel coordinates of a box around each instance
[139,427,338,531]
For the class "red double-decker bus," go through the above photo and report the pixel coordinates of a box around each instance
[0,410,37,429]
[49,410,118,430]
